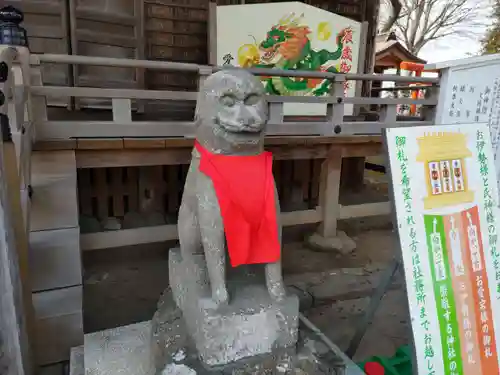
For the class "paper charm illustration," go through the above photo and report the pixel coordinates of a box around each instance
[416,131,500,374]
[416,132,474,210]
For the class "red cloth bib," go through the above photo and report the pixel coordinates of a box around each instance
[195,141,281,267]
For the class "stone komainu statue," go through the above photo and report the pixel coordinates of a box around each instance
[177,68,287,307]
[151,69,299,373]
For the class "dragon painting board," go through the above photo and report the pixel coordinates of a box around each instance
[216,2,361,116]
[385,123,500,375]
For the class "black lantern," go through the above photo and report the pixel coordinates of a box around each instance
[0,6,28,47]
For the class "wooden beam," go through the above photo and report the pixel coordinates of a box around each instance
[76,149,192,168]
[75,145,338,168]
[79,200,392,252]
[81,225,178,251]
[339,202,391,219]
[34,135,384,151]
[81,209,322,251]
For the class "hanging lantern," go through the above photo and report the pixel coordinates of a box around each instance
[0,6,28,47]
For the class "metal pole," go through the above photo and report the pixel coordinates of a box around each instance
[345,256,400,358]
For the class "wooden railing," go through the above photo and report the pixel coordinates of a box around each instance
[24,52,440,140]
[0,45,34,375]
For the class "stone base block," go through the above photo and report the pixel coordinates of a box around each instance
[306,231,356,255]
[80,319,358,375]
[85,321,154,375]
[69,346,84,375]
[169,248,299,367]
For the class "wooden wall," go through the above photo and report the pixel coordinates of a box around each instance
[69,0,145,108]
[145,0,208,92]
[10,0,377,100]
[5,0,71,107]
[77,159,323,229]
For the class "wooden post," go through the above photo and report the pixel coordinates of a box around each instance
[421,83,439,122]
[198,66,213,91]
[318,147,342,237]
[0,112,33,375]
[0,6,35,372]
[112,98,132,123]
[207,1,217,66]
[353,21,369,116]
[309,145,356,253]
[326,76,344,135]
[268,102,284,124]
[340,157,365,193]
[379,103,398,124]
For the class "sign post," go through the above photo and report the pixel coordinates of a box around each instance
[385,123,500,375]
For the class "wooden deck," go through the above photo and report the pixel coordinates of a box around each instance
[34,135,383,168]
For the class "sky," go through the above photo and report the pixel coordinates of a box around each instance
[419,35,481,63]
[379,0,492,64]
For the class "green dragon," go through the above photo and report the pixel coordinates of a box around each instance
[245,20,351,96]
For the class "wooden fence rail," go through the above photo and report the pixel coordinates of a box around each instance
[17,50,440,254]
[28,52,440,140]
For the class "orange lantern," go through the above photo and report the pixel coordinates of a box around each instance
[399,61,439,115]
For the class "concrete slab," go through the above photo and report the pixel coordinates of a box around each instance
[84,321,153,375]
[81,318,367,375]
[69,346,84,375]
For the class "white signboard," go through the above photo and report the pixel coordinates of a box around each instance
[386,123,500,375]
[431,54,500,199]
[216,2,361,116]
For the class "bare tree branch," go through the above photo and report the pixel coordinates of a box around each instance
[378,0,485,55]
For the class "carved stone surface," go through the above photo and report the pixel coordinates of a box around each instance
[177,68,286,309]
[85,321,154,375]
[69,346,84,375]
[156,68,298,370]
[168,248,299,367]
[82,318,355,375]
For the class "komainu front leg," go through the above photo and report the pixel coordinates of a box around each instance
[197,182,229,308]
[266,182,286,302]
[266,262,286,302]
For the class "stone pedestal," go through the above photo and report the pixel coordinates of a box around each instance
[306,231,356,255]
[167,248,299,368]
[76,317,360,375]
[72,248,361,375]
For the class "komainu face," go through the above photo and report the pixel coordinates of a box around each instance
[195,70,268,148]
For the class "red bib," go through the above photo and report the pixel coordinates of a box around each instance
[195,141,281,267]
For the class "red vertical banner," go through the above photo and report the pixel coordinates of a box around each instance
[461,205,499,373]
[443,212,482,374]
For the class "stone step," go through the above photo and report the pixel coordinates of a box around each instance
[30,150,83,365]
[84,321,152,375]
[69,346,84,375]
[72,319,366,375]
[30,227,82,292]
[33,286,83,365]
[30,150,78,232]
